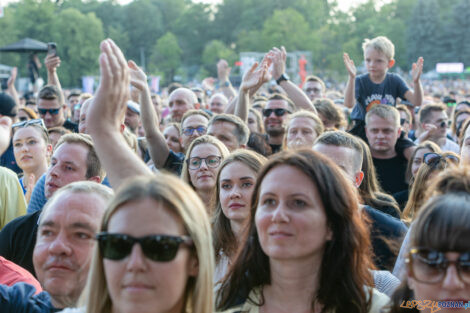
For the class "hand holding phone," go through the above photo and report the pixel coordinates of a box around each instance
[47,42,57,57]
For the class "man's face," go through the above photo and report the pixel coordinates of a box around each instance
[124,108,140,134]
[209,95,227,114]
[169,90,194,122]
[45,143,89,199]
[365,115,400,156]
[68,96,80,110]
[208,120,240,152]
[151,94,162,118]
[263,100,291,137]
[181,114,208,150]
[38,98,65,129]
[78,100,90,134]
[304,81,323,101]
[33,192,106,308]
[313,143,359,186]
[423,110,448,139]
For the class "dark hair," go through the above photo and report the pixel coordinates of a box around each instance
[267,93,296,113]
[209,113,250,146]
[418,103,446,124]
[313,98,346,130]
[389,193,470,313]
[247,133,272,157]
[38,85,64,105]
[305,75,326,92]
[216,150,373,313]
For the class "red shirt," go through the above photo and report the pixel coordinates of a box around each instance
[0,256,42,294]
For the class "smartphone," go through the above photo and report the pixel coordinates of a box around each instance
[47,42,57,57]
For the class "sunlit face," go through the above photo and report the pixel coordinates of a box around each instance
[163,125,182,153]
[125,108,140,134]
[304,81,323,101]
[423,110,448,139]
[248,111,260,133]
[33,192,106,308]
[364,47,393,80]
[408,251,470,313]
[286,117,318,150]
[13,126,50,173]
[207,121,240,152]
[188,143,222,192]
[209,94,227,114]
[263,100,290,137]
[38,98,65,129]
[255,165,332,261]
[219,162,256,228]
[104,198,197,313]
[460,126,470,166]
[78,100,91,134]
[181,115,208,151]
[169,90,194,123]
[365,115,400,156]
[412,148,432,177]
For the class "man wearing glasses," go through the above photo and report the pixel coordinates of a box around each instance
[37,85,78,132]
[262,93,295,153]
[415,103,460,153]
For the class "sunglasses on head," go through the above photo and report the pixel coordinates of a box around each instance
[423,152,459,166]
[96,233,193,262]
[38,108,61,116]
[182,126,207,136]
[262,108,291,117]
[12,118,46,130]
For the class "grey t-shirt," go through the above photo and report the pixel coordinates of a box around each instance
[351,73,410,121]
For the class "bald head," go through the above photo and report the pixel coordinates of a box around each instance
[168,88,197,122]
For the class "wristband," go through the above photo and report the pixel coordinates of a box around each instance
[276,73,289,85]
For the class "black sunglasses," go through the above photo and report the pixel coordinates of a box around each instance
[12,118,46,130]
[38,108,61,116]
[96,233,193,262]
[262,108,291,117]
[423,152,459,166]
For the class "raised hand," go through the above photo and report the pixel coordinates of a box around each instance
[240,60,269,92]
[411,57,424,83]
[128,60,148,92]
[44,54,61,73]
[87,39,130,133]
[7,67,17,88]
[24,173,36,204]
[217,59,231,82]
[268,46,286,80]
[343,53,357,78]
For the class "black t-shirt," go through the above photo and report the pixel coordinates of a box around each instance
[62,119,78,133]
[0,211,40,277]
[373,153,408,195]
[269,144,282,154]
[363,205,408,270]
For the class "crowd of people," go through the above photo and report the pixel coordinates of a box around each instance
[0,34,469,313]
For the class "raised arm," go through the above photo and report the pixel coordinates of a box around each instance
[6,67,19,106]
[270,47,316,113]
[217,59,236,100]
[128,60,170,168]
[343,53,357,109]
[405,57,424,107]
[44,54,63,91]
[87,39,152,189]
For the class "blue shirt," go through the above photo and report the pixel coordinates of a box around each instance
[351,72,410,121]
[0,282,59,312]
[27,174,47,214]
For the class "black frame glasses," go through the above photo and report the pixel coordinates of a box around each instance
[406,248,470,284]
[182,126,207,136]
[38,108,61,116]
[12,118,47,131]
[262,108,291,117]
[186,155,222,170]
[96,232,193,262]
[423,152,459,166]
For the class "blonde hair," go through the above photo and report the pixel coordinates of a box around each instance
[362,36,395,60]
[83,174,214,313]
[365,104,400,128]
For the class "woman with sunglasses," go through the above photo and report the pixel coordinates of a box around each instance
[388,192,470,313]
[62,174,214,313]
[12,119,52,203]
[217,150,389,313]
[181,135,229,214]
[213,150,267,285]
[284,110,324,150]
[402,152,459,223]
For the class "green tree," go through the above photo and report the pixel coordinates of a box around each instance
[201,40,237,77]
[149,32,182,84]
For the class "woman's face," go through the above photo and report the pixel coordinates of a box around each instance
[461,126,470,166]
[255,165,332,261]
[412,148,432,177]
[188,143,222,191]
[104,198,198,313]
[219,161,256,227]
[247,112,260,133]
[17,110,31,122]
[286,117,318,150]
[13,126,50,172]
[408,251,470,313]
[163,126,182,153]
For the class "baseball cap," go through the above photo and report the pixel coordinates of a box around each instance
[0,93,17,117]
[127,100,140,115]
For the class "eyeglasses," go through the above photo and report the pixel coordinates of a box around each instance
[182,126,207,136]
[400,118,409,126]
[38,108,61,116]
[187,155,222,170]
[96,233,193,262]
[407,248,470,284]
[262,108,291,117]
[12,118,47,130]
[423,152,459,166]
